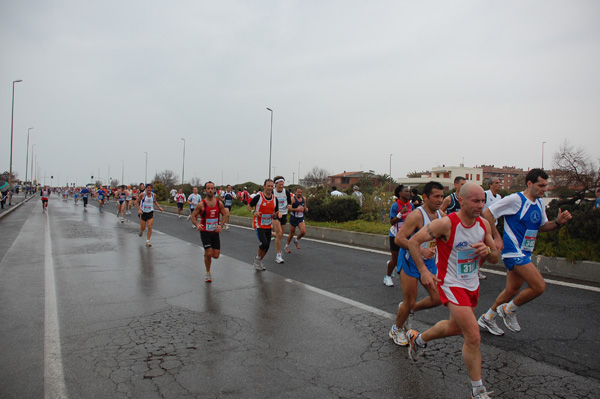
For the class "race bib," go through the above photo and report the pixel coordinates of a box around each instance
[521,229,538,252]
[261,214,272,226]
[296,211,304,218]
[225,199,232,207]
[457,248,478,279]
[206,218,219,231]
[142,203,153,212]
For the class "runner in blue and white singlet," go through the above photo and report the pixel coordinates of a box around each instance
[478,169,573,337]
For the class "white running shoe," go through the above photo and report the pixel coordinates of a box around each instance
[497,303,521,332]
[477,314,505,336]
[389,325,408,346]
[407,329,425,361]
[146,241,152,247]
[383,275,394,287]
[478,270,487,280]
[284,245,291,254]
[294,237,300,249]
[471,386,493,399]
[275,253,284,264]
[205,273,212,283]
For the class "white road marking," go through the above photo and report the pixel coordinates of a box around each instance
[285,278,396,320]
[230,224,600,293]
[44,213,68,399]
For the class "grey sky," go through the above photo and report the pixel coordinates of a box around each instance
[2,1,599,188]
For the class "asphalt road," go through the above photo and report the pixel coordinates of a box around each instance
[1,197,599,398]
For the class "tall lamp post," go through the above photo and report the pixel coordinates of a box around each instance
[266,107,273,179]
[144,152,148,184]
[180,138,186,187]
[542,141,547,169]
[389,153,393,192]
[31,144,36,190]
[9,79,23,205]
[25,127,34,194]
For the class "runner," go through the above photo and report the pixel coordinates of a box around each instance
[62,187,69,201]
[478,177,503,280]
[41,186,50,212]
[73,187,80,205]
[248,179,281,271]
[384,185,413,287]
[405,182,500,399]
[96,184,107,212]
[272,176,292,264]
[80,186,90,210]
[440,176,467,214]
[190,181,226,282]
[116,185,128,222]
[125,186,133,215]
[186,187,202,226]
[389,181,444,346]
[175,188,187,218]
[221,184,236,230]
[135,183,164,247]
[285,186,308,253]
[477,169,572,336]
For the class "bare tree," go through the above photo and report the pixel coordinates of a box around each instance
[189,176,202,188]
[302,166,329,188]
[154,170,179,190]
[552,140,600,202]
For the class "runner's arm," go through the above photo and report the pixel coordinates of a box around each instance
[407,217,451,288]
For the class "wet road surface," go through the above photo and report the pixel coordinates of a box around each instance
[1,198,599,398]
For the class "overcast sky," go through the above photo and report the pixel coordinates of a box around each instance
[2,0,599,188]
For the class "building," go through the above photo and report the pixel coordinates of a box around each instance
[327,171,379,190]
[477,165,528,190]
[396,165,483,191]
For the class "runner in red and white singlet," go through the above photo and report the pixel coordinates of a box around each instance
[404,183,500,399]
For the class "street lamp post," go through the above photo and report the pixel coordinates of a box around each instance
[25,127,33,195]
[389,153,393,191]
[181,138,186,187]
[266,108,273,179]
[31,144,36,190]
[9,79,23,205]
[542,141,547,169]
[144,152,148,184]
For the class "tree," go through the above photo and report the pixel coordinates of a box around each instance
[552,141,600,203]
[154,170,179,191]
[302,166,329,188]
[376,173,396,192]
[189,176,202,188]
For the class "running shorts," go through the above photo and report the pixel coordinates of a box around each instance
[438,285,479,308]
[399,249,438,278]
[503,255,532,271]
[274,214,288,226]
[256,228,272,252]
[200,231,221,250]
[289,215,304,227]
[141,211,154,222]
[177,203,184,210]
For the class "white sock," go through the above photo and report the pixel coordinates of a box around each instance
[484,308,497,320]
[506,300,519,313]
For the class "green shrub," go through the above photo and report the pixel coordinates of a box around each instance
[306,194,360,222]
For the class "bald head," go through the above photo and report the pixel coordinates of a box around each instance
[458,182,484,199]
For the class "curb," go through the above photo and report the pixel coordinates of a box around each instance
[0,195,35,220]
